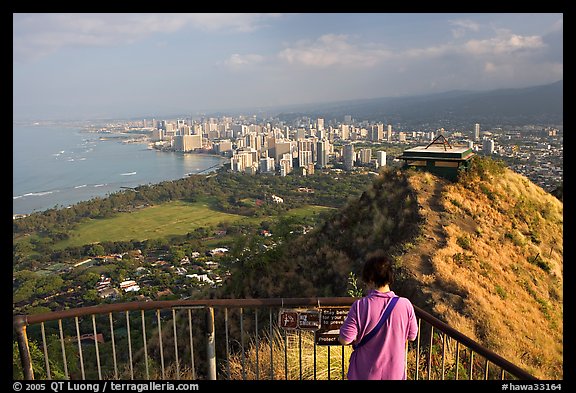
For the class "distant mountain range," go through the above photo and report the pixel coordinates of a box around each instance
[270,80,563,126]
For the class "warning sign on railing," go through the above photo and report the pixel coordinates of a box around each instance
[278,309,322,331]
[279,309,299,330]
[314,307,350,346]
[298,310,321,330]
[278,307,350,345]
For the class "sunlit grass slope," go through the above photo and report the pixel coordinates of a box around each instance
[403,159,563,379]
[53,201,333,249]
[54,200,248,248]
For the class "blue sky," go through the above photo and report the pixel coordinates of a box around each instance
[13,13,563,121]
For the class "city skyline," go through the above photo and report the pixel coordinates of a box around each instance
[13,13,563,121]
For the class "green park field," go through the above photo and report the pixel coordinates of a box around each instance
[52,200,333,249]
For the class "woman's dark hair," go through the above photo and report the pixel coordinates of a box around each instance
[361,255,394,288]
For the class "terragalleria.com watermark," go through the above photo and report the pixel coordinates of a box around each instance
[13,382,199,393]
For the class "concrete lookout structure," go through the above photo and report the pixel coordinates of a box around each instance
[397,135,475,181]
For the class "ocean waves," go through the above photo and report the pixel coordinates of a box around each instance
[13,190,58,199]
[13,183,110,200]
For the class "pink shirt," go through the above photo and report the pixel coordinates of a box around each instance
[339,290,418,380]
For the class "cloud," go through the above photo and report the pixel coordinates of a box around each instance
[13,13,281,62]
[183,13,282,32]
[277,34,392,68]
[449,18,481,38]
[274,28,548,71]
[224,53,265,67]
[465,33,544,56]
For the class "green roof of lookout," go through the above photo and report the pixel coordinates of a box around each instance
[398,134,474,161]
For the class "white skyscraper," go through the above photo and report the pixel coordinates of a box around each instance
[299,150,313,167]
[341,124,350,140]
[316,140,330,168]
[474,123,480,141]
[376,151,387,167]
[387,124,392,141]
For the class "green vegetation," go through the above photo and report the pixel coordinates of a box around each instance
[346,272,363,297]
[13,169,375,314]
[54,200,250,249]
[456,235,472,250]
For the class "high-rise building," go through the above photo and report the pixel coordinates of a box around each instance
[173,134,202,152]
[259,157,275,173]
[316,140,330,168]
[165,122,175,133]
[298,140,316,162]
[214,140,233,154]
[280,153,292,176]
[152,128,164,141]
[343,144,355,170]
[180,125,191,136]
[482,138,494,154]
[341,124,350,141]
[296,128,306,141]
[371,124,384,141]
[231,148,258,172]
[317,118,325,131]
[274,141,292,163]
[359,148,372,164]
[231,124,246,138]
[387,124,392,142]
[474,123,480,141]
[344,115,352,124]
[376,151,387,167]
[299,150,313,167]
[244,132,263,151]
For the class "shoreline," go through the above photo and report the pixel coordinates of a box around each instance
[14,125,229,216]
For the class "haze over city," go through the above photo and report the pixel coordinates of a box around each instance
[13,13,563,121]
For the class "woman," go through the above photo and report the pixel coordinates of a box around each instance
[339,255,418,380]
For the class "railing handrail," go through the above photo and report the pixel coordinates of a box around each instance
[13,297,538,380]
[14,297,356,326]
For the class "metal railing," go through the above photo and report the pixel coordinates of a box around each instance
[13,297,537,380]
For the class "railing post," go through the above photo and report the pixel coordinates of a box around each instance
[14,315,34,380]
[205,307,217,380]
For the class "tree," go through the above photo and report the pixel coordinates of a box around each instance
[87,244,105,257]
[169,247,186,264]
[79,272,100,288]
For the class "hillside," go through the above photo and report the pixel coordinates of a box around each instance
[396,162,563,379]
[274,80,563,126]
[220,157,563,379]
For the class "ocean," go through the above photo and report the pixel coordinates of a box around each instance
[13,125,228,215]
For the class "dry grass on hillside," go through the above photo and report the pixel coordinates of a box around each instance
[225,328,352,380]
[402,165,563,379]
